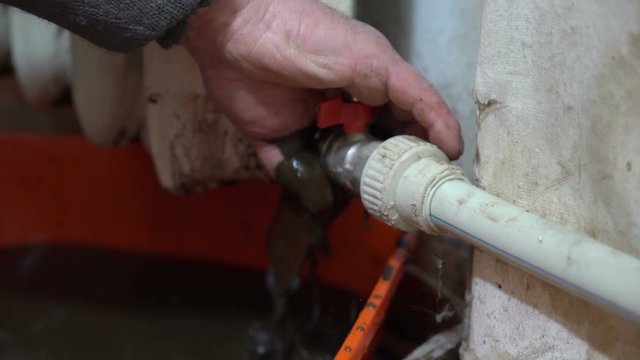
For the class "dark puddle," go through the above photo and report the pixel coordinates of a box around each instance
[0,245,356,360]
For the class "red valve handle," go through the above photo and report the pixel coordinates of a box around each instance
[317,99,376,134]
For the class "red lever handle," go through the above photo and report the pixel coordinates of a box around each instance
[317,99,376,134]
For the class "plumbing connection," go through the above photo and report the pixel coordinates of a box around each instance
[321,133,640,322]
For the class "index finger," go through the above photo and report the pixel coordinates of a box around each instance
[386,59,463,159]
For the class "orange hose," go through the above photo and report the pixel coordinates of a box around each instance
[335,232,417,360]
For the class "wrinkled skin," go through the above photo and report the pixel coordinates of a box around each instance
[182,0,462,174]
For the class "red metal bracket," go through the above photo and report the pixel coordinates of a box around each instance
[317,99,377,134]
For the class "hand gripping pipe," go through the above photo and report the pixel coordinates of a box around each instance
[321,134,640,322]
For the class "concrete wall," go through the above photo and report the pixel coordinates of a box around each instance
[467,0,640,358]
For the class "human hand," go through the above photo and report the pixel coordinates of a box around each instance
[182,0,462,173]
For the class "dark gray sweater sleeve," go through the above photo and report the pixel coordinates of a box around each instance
[3,0,212,53]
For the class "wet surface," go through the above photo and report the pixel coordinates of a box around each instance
[0,245,355,360]
[263,126,352,358]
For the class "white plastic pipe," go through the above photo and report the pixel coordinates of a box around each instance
[359,135,640,321]
[71,35,144,146]
[9,8,71,107]
[431,180,640,320]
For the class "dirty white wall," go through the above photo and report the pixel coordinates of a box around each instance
[467,0,640,358]
[357,0,483,178]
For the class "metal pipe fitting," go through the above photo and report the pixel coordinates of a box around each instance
[320,132,381,194]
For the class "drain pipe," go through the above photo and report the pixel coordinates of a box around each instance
[322,134,640,322]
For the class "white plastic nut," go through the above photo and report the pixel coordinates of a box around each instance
[359,135,468,233]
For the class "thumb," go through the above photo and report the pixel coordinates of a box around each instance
[248,138,285,177]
